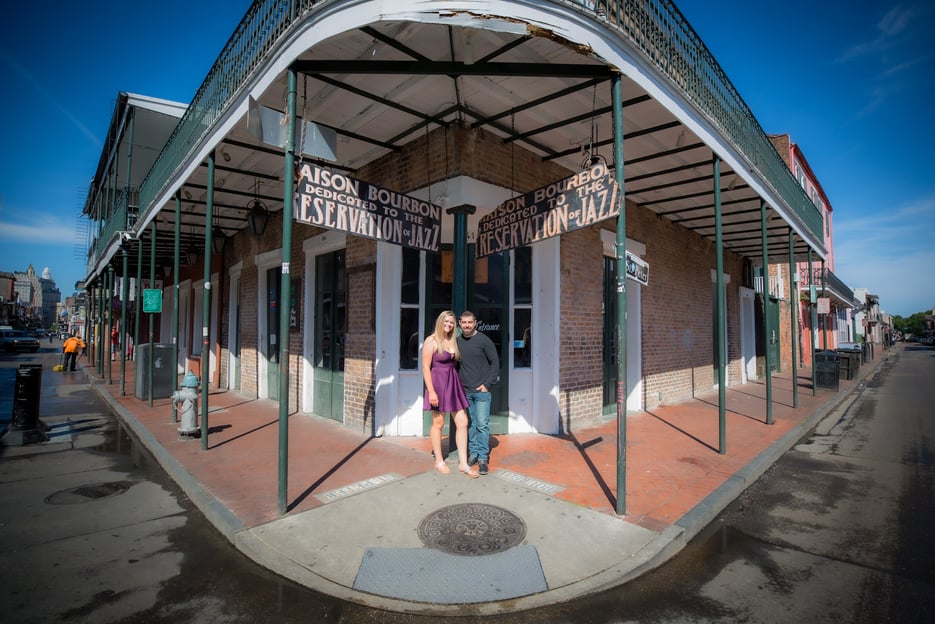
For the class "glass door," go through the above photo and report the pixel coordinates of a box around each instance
[468,247,510,433]
[313,250,346,421]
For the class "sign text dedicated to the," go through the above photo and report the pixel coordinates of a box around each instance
[294,163,441,252]
[476,163,620,257]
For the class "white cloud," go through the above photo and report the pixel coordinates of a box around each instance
[836,5,917,63]
[0,215,76,245]
[833,195,935,315]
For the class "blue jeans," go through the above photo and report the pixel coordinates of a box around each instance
[465,390,491,462]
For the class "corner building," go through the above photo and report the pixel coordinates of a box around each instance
[81,1,828,442]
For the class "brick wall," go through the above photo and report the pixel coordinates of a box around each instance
[217,122,749,435]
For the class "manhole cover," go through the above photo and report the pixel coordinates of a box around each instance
[418,503,526,556]
[45,481,133,505]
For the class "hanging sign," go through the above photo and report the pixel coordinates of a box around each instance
[817,297,830,314]
[476,162,620,257]
[294,163,441,252]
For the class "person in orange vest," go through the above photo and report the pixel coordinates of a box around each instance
[63,333,86,372]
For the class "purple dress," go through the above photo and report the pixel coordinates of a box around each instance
[424,350,469,412]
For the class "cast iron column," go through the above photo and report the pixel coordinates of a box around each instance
[760,201,772,425]
[714,155,726,453]
[788,229,798,408]
[201,152,215,449]
[278,68,297,515]
[612,74,627,515]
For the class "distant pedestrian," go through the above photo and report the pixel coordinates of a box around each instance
[111,326,119,361]
[422,310,478,478]
[63,333,86,372]
[457,310,500,476]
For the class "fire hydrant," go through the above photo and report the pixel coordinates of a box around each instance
[172,371,200,437]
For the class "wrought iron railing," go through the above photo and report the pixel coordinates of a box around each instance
[797,266,856,305]
[584,0,823,237]
[129,0,823,250]
[93,186,140,261]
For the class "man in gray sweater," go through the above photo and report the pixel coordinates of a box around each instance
[457,310,500,475]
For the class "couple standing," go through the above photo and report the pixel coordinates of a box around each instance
[422,309,500,479]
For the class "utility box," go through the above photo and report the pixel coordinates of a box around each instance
[815,350,840,390]
[135,343,176,399]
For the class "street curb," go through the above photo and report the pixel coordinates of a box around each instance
[82,351,891,615]
[673,352,887,546]
[86,372,245,540]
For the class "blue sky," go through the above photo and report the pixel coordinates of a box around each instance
[1,1,932,317]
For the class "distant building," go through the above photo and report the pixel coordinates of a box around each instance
[0,271,15,326]
[11,265,61,328]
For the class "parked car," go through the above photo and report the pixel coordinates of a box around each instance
[0,330,41,353]
[836,342,862,352]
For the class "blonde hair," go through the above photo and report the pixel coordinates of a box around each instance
[429,310,460,360]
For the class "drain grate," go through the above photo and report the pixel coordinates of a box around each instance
[45,481,134,505]
[418,503,526,556]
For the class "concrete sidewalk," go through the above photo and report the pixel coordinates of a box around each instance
[81,349,887,615]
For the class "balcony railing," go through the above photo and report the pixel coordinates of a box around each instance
[754,274,785,299]
[129,0,823,249]
[91,186,138,267]
[797,265,857,306]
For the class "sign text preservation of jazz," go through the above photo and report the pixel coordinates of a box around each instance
[476,162,620,257]
[294,163,441,252]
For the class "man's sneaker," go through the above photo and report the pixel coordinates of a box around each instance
[467,455,478,466]
[478,461,489,475]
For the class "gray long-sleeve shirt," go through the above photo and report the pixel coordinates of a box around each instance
[457,331,500,391]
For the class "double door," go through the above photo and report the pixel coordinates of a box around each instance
[423,247,510,434]
[312,250,346,421]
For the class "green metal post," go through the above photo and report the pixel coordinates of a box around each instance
[447,202,475,461]
[97,279,105,374]
[202,152,216,449]
[821,259,827,350]
[788,229,798,408]
[135,239,142,368]
[106,266,114,384]
[120,109,133,397]
[172,192,181,421]
[278,68,298,515]
[612,74,627,515]
[760,201,772,425]
[149,221,156,407]
[808,249,816,396]
[120,248,129,396]
[448,204,474,316]
[714,155,726,454]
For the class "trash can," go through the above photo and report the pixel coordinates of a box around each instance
[815,350,840,390]
[836,349,858,380]
[1,364,48,445]
[861,343,870,364]
[135,343,176,399]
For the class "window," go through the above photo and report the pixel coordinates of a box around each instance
[513,246,532,368]
[399,247,420,369]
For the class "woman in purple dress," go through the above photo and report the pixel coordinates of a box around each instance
[422,310,479,478]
